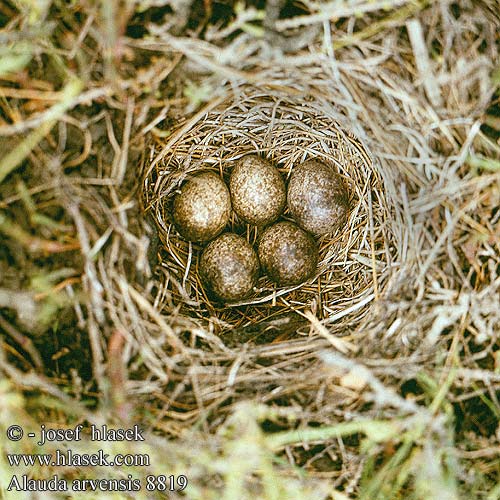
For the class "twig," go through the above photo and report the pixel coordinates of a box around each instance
[406,19,443,108]
[0,314,43,369]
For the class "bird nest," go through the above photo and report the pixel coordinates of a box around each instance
[142,85,396,340]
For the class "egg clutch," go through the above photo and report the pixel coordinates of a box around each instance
[171,155,349,302]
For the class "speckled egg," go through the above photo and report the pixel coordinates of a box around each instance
[258,221,318,286]
[229,155,286,226]
[199,233,260,301]
[287,159,349,236]
[172,171,231,242]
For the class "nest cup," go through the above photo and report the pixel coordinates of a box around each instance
[142,86,396,336]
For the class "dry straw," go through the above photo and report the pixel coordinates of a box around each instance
[2,0,499,495]
[135,19,499,441]
[143,84,396,342]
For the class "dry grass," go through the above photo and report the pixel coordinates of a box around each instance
[0,0,499,499]
[142,87,390,339]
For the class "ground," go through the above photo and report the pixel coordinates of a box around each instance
[0,1,499,499]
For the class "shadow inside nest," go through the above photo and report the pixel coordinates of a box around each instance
[142,85,399,340]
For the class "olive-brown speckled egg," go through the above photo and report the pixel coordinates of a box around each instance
[199,233,260,301]
[258,221,318,286]
[172,171,231,242]
[229,155,286,226]
[287,159,349,236]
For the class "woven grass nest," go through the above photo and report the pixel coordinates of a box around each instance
[142,85,394,340]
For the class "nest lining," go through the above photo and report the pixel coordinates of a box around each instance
[143,86,397,335]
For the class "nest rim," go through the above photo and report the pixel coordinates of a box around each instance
[142,84,398,337]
